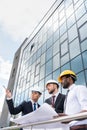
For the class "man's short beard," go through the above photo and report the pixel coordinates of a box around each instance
[49,89,55,94]
[63,82,70,89]
[63,85,68,89]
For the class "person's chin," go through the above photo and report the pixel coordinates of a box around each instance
[63,86,67,89]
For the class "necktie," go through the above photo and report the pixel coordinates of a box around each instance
[52,96,55,107]
[64,90,70,112]
[33,103,36,111]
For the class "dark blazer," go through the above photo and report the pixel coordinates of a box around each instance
[6,99,40,115]
[45,93,65,113]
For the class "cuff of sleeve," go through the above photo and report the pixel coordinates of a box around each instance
[6,97,12,100]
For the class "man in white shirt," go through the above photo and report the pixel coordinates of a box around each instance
[57,70,87,130]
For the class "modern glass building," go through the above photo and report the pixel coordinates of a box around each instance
[1,0,87,127]
[13,0,87,107]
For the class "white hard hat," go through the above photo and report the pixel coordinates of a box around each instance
[46,79,59,88]
[31,87,42,94]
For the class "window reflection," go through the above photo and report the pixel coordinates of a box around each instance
[81,39,87,52]
[60,22,67,36]
[67,14,75,29]
[82,51,87,69]
[66,4,74,18]
[41,53,45,66]
[68,24,78,42]
[44,90,51,100]
[46,47,53,61]
[76,71,86,86]
[40,65,45,80]
[75,4,86,20]
[61,40,68,56]
[85,70,87,85]
[53,40,60,56]
[42,42,46,54]
[79,22,87,41]
[39,79,44,91]
[47,36,53,49]
[46,59,52,76]
[61,62,70,72]
[71,55,83,73]
[53,53,60,71]
[61,53,69,66]
[45,74,52,84]
[69,38,80,59]
[53,29,59,42]
[53,69,60,81]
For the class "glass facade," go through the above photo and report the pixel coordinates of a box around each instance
[14,0,87,106]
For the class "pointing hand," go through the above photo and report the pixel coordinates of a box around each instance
[6,89,12,98]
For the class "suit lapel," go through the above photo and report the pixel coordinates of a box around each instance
[54,93,61,107]
[28,101,33,111]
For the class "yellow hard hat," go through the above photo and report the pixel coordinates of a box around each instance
[58,70,77,83]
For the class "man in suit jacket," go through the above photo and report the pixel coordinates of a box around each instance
[45,79,65,113]
[6,87,42,115]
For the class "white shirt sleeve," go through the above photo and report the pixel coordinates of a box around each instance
[76,85,87,110]
[6,97,12,100]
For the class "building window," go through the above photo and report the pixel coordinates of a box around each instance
[68,24,78,43]
[35,63,40,76]
[61,40,68,56]
[30,43,34,53]
[69,38,80,59]
[53,39,59,56]
[79,22,87,42]
[75,4,86,21]
[46,36,53,49]
[39,79,44,91]
[40,65,45,80]
[53,53,60,71]
[71,55,83,73]
[46,47,53,62]
[61,53,69,66]
[76,71,86,86]
[53,29,59,43]
[60,22,67,36]
[37,47,41,58]
[81,39,87,52]
[67,14,76,29]
[41,53,45,66]
[61,62,70,72]
[27,71,30,82]
[46,59,52,76]
[53,69,60,81]
[82,51,87,69]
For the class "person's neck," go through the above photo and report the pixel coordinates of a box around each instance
[32,99,38,103]
[52,89,58,95]
[68,83,74,89]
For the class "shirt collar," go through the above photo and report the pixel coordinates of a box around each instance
[52,91,59,97]
[31,99,38,105]
[68,83,76,91]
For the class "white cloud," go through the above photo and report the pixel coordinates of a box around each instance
[0,56,12,112]
[0,0,56,42]
[0,0,56,113]
[0,56,12,80]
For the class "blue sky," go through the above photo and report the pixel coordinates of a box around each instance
[0,25,20,61]
[0,0,56,112]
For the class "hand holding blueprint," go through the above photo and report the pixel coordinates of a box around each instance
[12,103,69,129]
[13,103,57,124]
